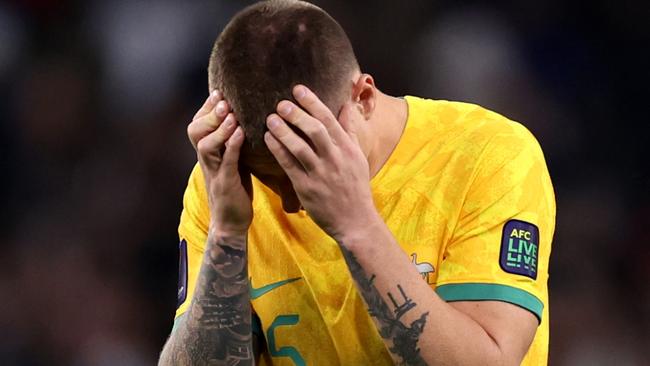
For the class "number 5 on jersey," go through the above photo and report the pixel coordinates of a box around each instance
[267,314,305,366]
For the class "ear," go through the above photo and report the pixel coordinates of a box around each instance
[351,73,377,121]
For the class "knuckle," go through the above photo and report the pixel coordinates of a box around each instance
[196,139,212,155]
[314,123,328,136]
[187,122,197,137]
[323,114,337,126]
[294,145,307,157]
[313,164,326,176]
[277,155,292,170]
[205,112,219,127]
[196,140,207,154]
[213,130,227,146]
[216,118,231,134]
[302,181,317,196]
[302,123,320,137]
[187,128,201,148]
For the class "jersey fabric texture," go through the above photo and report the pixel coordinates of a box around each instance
[175,96,555,366]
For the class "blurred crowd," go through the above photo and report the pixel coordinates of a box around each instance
[1,1,648,365]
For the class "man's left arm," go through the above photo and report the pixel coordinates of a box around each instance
[264,85,549,365]
[335,218,538,365]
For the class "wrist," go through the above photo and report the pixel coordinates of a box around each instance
[208,224,249,244]
[335,209,385,251]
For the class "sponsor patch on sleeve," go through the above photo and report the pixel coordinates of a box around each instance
[500,220,539,279]
[177,239,188,308]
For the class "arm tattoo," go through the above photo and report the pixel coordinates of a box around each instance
[340,246,429,366]
[159,235,253,366]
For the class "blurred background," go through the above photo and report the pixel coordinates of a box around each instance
[1,0,648,364]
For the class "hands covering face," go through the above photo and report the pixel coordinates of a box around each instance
[186,85,378,242]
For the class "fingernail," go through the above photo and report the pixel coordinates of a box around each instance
[264,131,275,145]
[233,127,243,138]
[210,90,219,103]
[294,85,306,99]
[224,115,234,128]
[216,101,226,115]
[267,117,281,129]
[278,102,292,115]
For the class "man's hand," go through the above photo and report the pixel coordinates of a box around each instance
[188,90,253,236]
[263,85,380,242]
[159,92,256,366]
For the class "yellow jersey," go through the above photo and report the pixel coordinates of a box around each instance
[175,96,555,365]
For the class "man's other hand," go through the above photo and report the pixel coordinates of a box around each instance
[264,85,379,242]
[188,90,253,237]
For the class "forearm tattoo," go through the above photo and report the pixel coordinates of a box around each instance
[340,246,429,366]
[160,235,253,366]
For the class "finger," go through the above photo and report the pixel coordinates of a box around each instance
[266,114,318,171]
[337,102,361,147]
[195,113,238,169]
[276,99,334,156]
[292,84,349,144]
[264,131,307,182]
[220,126,245,179]
[193,90,222,120]
[188,100,231,149]
[239,164,253,200]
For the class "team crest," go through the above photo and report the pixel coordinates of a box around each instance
[500,220,539,279]
[411,253,435,283]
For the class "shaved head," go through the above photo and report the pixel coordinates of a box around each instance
[208,0,359,152]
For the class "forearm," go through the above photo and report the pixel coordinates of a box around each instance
[159,232,253,366]
[338,218,508,366]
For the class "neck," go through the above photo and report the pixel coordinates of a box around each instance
[366,91,408,179]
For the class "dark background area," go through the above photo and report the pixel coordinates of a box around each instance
[1,0,648,364]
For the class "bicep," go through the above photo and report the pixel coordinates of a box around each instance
[449,300,537,365]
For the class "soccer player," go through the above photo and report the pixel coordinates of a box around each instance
[158,1,555,365]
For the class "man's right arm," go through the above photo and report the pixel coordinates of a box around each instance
[158,233,254,365]
[159,90,256,365]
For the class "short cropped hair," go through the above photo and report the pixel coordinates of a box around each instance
[208,0,359,149]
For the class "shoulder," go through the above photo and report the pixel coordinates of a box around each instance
[402,98,553,208]
[404,96,546,171]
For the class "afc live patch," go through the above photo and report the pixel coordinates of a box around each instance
[500,220,539,279]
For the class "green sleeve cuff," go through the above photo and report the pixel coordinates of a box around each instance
[172,312,185,333]
[436,283,544,323]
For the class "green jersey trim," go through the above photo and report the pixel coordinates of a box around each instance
[436,283,544,323]
[172,312,185,333]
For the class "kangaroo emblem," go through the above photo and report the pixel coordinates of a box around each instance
[411,253,435,283]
